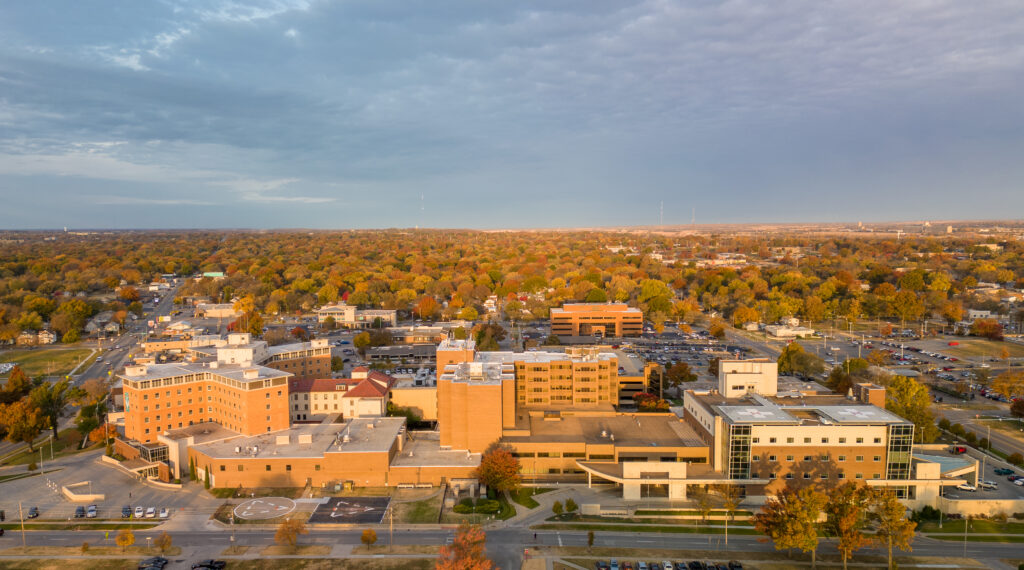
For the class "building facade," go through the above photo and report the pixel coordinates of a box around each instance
[550,303,643,338]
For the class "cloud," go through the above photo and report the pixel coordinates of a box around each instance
[92,195,217,206]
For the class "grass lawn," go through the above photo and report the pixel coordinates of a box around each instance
[634,509,753,517]
[980,418,1024,442]
[1,429,101,466]
[352,545,440,555]
[917,519,1024,534]
[210,487,306,499]
[942,339,1024,359]
[259,545,331,555]
[226,560,435,569]
[0,560,139,570]
[393,492,442,524]
[925,534,1024,543]
[533,522,760,535]
[510,487,553,509]
[0,348,95,379]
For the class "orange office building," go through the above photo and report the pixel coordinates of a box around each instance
[550,302,643,337]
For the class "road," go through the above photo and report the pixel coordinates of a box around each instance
[936,405,1024,460]
[2,527,1022,569]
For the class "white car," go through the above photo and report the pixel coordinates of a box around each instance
[980,480,998,490]
[134,506,144,518]
[159,507,170,519]
[145,507,156,518]
[1015,479,1024,487]
[956,483,977,492]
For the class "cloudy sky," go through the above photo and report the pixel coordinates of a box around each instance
[2,1,1023,229]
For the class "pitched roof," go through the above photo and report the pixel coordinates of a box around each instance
[343,372,395,399]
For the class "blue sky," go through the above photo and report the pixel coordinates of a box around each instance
[1,0,1023,229]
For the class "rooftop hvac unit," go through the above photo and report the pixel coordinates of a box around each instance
[234,446,241,453]
[342,435,351,443]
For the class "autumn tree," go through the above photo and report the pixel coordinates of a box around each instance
[115,528,135,552]
[0,366,32,405]
[885,375,939,443]
[416,296,438,320]
[353,331,371,356]
[0,399,47,451]
[361,528,377,547]
[473,442,521,493]
[274,518,308,550]
[970,318,1003,341]
[870,490,916,570]
[993,371,1024,400]
[436,523,494,570]
[753,485,827,568]
[825,482,874,570]
[665,361,698,389]
[154,531,173,553]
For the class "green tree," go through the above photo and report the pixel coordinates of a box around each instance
[870,490,916,570]
[754,485,827,569]
[664,361,698,390]
[777,342,806,375]
[473,442,521,493]
[565,497,578,513]
[30,379,73,440]
[825,483,874,570]
[331,356,345,372]
[885,375,939,443]
[587,530,595,550]
[552,500,564,516]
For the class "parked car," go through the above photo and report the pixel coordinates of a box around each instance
[138,557,168,569]
[994,468,1015,476]
[134,506,144,518]
[190,561,226,570]
[159,507,170,519]
[1015,478,1024,487]
[145,507,156,518]
[74,506,85,519]
[728,562,744,570]
[122,506,132,518]
[957,483,977,492]
[980,480,998,490]
[86,504,98,518]
[27,506,39,519]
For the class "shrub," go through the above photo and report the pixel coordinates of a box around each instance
[475,500,501,514]
[453,503,474,514]
[950,423,966,437]
[565,498,578,513]
[27,462,37,471]
[1011,512,1024,520]
[964,432,977,445]
[938,418,951,431]
[993,512,1008,523]
[1009,453,1024,466]
[912,505,941,523]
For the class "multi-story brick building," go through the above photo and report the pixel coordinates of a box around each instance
[550,302,643,338]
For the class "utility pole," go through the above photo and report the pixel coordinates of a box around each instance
[18,502,26,547]
[389,504,394,552]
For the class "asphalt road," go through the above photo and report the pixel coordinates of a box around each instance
[2,527,1022,569]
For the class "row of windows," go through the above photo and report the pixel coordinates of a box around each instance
[761,472,882,480]
[753,454,882,463]
[219,463,322,472]
[755,436,882,445]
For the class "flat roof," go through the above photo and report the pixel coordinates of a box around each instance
[162,421,239,444]
[193,417,405,459]
[475,349,617,365]
[391,432,480,468]
[502,413,705,448]
[551,303,642,314]
[913,453,976,475]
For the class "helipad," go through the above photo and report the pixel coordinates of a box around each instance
[233,497,297,520]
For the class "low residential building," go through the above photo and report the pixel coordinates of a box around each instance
[315,303,397,328]
[195,303,240,319]
[287,369,395,422]
[550,303,643,338]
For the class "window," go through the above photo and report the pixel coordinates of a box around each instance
[786,455,794,461]
[752,455,760,461]
[266,393,270,399]
[286,465,291,471]
[855,473,863,479]
[839,437,846,443]
[819,454,829,461]
[769,437,777,443]
[856,437,864,443]
[872,473,881,479]
[838,455,846,462]
[237,465,243,471]
[266,465,271,471]
[769,455,777,462]
[769,473,776,479]
[786,437,794,443]
[219,465,225,471]
[803,473,810,479]
[315,465,321,471]
[873,456,881,462]
[785,473,793,479]
[822,438,829,444]
[837,473,845,479]
[820,474,828,479]
[803,437,811,443]
[752,437,760,443]
[874,438,882,444]
[803,455,812,462]
[856,455,864,462]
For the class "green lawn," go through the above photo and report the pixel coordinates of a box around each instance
[942,339,1024,359]
[1,428,99,466]
[394,493,442,524]
[917,519,1024,534]
[634,509,753,517]
[0,348,95,379]
[510,487,552,509]
[924,534,1024,543]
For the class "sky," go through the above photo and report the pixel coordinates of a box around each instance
[1,0,1024,230]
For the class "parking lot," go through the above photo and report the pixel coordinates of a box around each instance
[0,449,218,522]
[943,455,1024,501]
